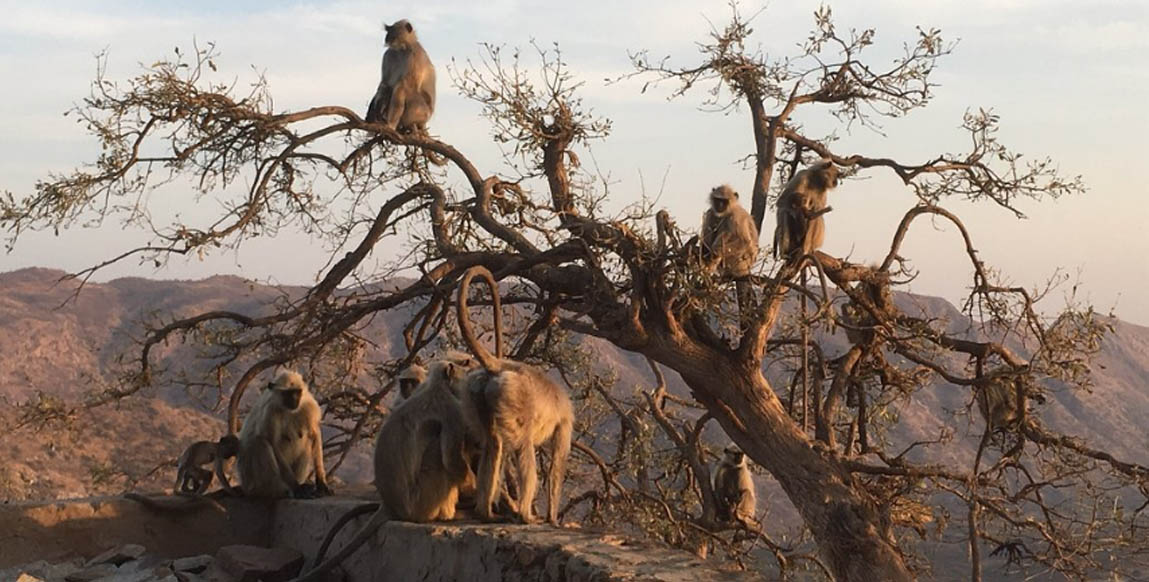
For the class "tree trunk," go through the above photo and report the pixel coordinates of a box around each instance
[646,337,912,581]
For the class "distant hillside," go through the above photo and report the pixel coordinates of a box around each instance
[1,267,1146,538]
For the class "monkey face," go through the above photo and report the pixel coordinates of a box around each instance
[399,379,419,399]
[217,434,240,458]
[711,197,730,214]
[723,447,744,464]
[278,387,303,410]
[818,162,840,189]
[384,20,414,45]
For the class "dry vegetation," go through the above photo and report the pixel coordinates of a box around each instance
[2,6,1147,581]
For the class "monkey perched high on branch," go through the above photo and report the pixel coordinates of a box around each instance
[366,19,436,133]
[773,160,839,260]
[700,184,759,278]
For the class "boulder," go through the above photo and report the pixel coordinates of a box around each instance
[213,546,303,582]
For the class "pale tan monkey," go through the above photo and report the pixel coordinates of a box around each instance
[773,160,840,259]
[713,446,757,527]
[456,266,574,524]
[237,369,330,498]
[700,184,759,278]
[174,434,239,495]
[292,358,474,582]
[365,19,436,132]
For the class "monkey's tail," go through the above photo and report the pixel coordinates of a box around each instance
[290,505,390,582]
[123,492,226,514]
[456,266,504,372]
[315,503,380,563]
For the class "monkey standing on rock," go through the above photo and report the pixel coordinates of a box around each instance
[713,446,757,527]
[174,434,240,495]
[366,19,436,132]
[773,159,840,260]
[456,266,574,525]
[290,356,477,582]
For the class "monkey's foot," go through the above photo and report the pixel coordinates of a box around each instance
[292,483,325,499]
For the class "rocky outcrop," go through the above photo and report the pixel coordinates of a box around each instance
[0,496,760,581]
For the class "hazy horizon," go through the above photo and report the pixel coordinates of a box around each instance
[1,1,1146,325]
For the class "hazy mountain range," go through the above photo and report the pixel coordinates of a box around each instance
[1,266,1146,579]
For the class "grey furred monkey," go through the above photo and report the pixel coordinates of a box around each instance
[237,369,330,498]
[456,266,574,525]
[713,446,757,527]
[700,184,759,278]
[290,357,475,582]
[976,371,1027,431]
[773,160,839,260]
[365,19,436,132]
[174,434,240,495]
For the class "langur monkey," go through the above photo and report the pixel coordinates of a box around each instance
[773,159,840,260]
[976,372,1027,431]
[292,358,475,582]
[700,184,759,278]
[713,446,757,527]
[237,369,331,498]
[700,185,759,321]
[366,19,436,132]
[174,435,240,495]
[457,266,574,524]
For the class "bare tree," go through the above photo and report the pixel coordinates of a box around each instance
[4,8,1147,581]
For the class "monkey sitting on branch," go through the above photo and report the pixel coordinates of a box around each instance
[457,266,574,525]
[237,369,331,498]
[773,159,840,260]
[713,446,757,528]
[174,434,240,495]
[699,184,760,322]
[975,371,1029,433]
[700,184,759,278]
[365,19,436,133]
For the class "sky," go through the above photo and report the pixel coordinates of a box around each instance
[0,0,1146,325]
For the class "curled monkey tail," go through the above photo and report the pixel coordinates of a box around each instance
[290,505,390,582]
[456,266,504,372]
[314,503,380,563]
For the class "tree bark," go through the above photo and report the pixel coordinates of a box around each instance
[643,334,912,581]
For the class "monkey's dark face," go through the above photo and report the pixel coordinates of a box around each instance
[818,163,840,189]
[385,20,415,46]
[399,379,419,399]
[278,387,303,410]
[711,196,730,214]
[723,447,744,465]
[217,435,240,458]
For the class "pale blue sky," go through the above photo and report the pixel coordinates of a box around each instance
[1,1,1146,325]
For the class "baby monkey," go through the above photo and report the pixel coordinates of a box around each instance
[174,434,240,495]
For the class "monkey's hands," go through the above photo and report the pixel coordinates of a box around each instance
[807,205,833,219]
[316,481,334,497]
